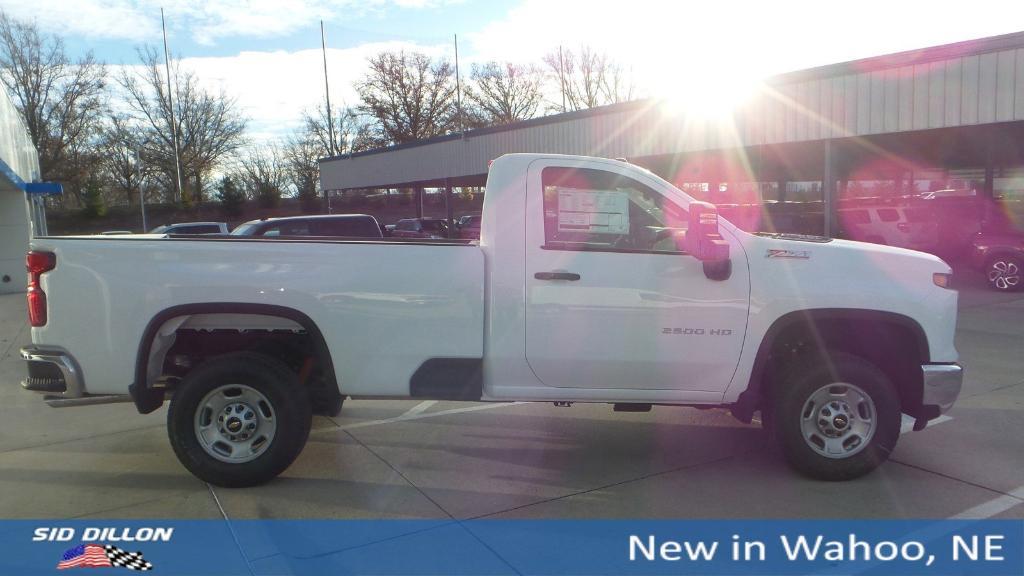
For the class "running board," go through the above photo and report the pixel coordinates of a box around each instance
[44,394,134,408]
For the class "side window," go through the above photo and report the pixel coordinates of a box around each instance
[259,222,311,237]
[876,208,900,223]
[843,210,871,225]
[541,166,687,253]
[311,218,379,237]
[172,225,217,234]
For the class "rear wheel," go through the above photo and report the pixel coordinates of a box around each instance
[167,352,312,487]
[773,351,900,481]
[986,255,1022,292]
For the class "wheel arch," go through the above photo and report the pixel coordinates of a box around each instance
[130,303,338,414]
[732,308,929,423]
[984,249,1023,264]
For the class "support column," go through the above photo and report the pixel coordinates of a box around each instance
[445,179,454,234]
[979,127,996,228]
[415,187,424,219]
[823,139,836,238]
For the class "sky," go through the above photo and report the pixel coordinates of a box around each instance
[1,0,1023,144]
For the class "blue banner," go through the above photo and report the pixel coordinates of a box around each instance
[4,519,1022,575]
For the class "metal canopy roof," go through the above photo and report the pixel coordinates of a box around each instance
[321,31,1024,191]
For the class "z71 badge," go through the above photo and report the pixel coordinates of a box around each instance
[766,249,810,259]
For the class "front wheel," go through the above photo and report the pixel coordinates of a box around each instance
[773,352,901,481]
[986,255,1022,292]
[167,352,312,487]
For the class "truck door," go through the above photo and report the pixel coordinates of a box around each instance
[524,159,750,393]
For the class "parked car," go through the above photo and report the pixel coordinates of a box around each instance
[456,215,482,240]
[383,224,396,237]
[150,222,229,235]
[21,154,961,487]
[837,205,938,252]
[230,214,383,239]
[970,229,1023,291]
[392,217,451,239]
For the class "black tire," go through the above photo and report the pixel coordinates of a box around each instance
[167,352,312,487]
[773,351,900,481]
[319,393,345,417]
[985,255,1022,292]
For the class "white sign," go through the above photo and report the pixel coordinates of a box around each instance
[556,188,630,235]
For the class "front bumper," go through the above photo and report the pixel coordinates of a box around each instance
[921,363,963,415]
[20,346,131,408]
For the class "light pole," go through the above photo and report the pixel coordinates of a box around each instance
[136,148,148,232]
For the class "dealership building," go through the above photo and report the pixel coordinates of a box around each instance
[0,85,49,294]
[320,31,1024,257]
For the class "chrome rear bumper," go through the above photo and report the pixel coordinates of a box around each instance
[20,346,131,408]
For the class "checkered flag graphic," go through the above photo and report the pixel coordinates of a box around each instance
[104,545,154,571]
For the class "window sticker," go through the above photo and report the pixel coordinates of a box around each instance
[556,188,630,235]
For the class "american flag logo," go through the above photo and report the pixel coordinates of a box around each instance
[57,544,154,571]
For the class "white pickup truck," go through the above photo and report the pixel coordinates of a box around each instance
[21,154,962,486]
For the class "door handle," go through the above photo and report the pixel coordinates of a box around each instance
[534,271,581,281]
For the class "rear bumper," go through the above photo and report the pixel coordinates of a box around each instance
[20,346,130,407]
[921,363,963,415]
[21,346,83,396]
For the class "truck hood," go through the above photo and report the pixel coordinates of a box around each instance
[747,232,951,276]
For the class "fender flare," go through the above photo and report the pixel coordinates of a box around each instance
[731,308,929,422]
[129,303,338,414]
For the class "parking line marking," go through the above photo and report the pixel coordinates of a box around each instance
[949,486,1024,520]
[900,414,952,435]
[339,401,526,431]
[401,401,437,418]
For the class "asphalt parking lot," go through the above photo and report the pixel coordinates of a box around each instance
[1,267,1022,522]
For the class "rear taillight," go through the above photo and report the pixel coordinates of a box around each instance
[26,251,56,327]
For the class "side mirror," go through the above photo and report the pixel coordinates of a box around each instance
[682,201,730,262]
[678,201,731,281]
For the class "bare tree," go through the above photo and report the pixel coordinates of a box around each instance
[97,112,147,206]
[466,62,542,126]
[300,102,372,157]
[543,46,635,112]
[283,132,323,213]
[0,11,106,206]
[118,46,246,206]
[238,144,286,208]
[355,51,458,146]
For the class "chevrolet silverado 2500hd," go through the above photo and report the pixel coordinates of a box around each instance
[21,154,962,486]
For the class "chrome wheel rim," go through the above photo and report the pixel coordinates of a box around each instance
[988,260,1020,290]
[800,383,877,459]
[194,384,276,464]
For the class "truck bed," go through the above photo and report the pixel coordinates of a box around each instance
[29,235,486,397]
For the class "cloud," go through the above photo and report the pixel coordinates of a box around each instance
[130,40,447,144]
[0,0,451,46]
[2,0,159,42]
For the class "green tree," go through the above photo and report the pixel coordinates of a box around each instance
[215,175,245,217]
[80,176,105,218]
